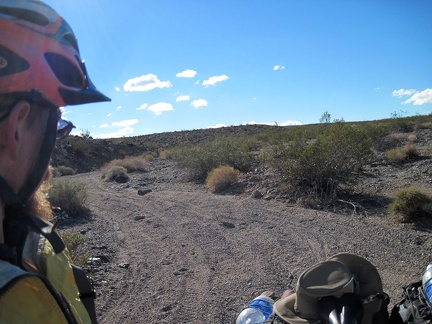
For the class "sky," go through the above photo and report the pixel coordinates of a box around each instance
[44,0,432,139]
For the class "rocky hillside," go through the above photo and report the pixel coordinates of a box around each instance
[52,124,277,173]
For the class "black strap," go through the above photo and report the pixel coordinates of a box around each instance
[4,206,65,257]
[72,265,97,324]
[0,243,17,264]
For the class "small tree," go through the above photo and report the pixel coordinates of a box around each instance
[80,128,91,139]
[319,111,331,123]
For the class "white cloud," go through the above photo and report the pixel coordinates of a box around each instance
[191,99,208,108]
[280,120,303,126]
[176,69,197,78]
[176,95,190,102]
[136,103,148,111]
[111,119,139,127]
[107,113,112,117]
[60,107,72,115]
[207,124,227,129]
[95,127,134,139]
[147,102,174,115]
[273,65,285,71]
[95,119,139,138]
[242,120,303,126]
[202,75,229,86]
[392,89,417,97]
[402,89,432,105]
[115,87,120,92]
[123,74,172,92]
[392,88,432,105]
[116,106,122,110]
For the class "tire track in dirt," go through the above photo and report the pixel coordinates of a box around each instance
[63,161,432,323]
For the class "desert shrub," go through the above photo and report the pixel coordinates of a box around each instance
[48,180,89,218]
[268,123,373,201]
[419,121,432,129]
[206,166,242,193]
[52,166,76,177]
[170,135,259,182]
[69,137,94,158]
[387,117,415,133]
[159,150,171,159]
[101,156,149,174]
[407,134,417,142]
[102,166,129,183]
[385,142,418,164]
[61,232,89,266]
[390,188,432,223]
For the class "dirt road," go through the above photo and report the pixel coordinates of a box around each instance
[63,159,432,323]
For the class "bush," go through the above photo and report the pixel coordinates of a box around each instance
[390,188,432,223]
[61,232,89,266]
[100,156,149,174]
[268,123,373,201]
[102,166,129,183]
[206,166,242,193]
[69,137,94,158]
[48,180,89,218]
[52,166,76,177]
[385,142,418,164]
[171,135,259,182]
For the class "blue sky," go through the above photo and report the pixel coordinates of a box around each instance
[44,0,432,139]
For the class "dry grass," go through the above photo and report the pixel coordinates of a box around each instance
[102,166,129,182]
[53,166,77,177]
[205,166,242,193]
[100,155,150,175]
[385,141,418,164]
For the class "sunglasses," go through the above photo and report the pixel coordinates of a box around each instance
[57,117,75,140]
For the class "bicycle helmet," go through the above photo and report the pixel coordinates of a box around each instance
[0,0,110,107]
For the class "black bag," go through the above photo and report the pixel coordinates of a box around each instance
[389,281,432,324]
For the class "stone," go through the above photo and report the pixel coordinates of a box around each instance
[138,189,153,196]
[251,190,263,199]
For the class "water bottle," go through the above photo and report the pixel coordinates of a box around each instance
[422,264,432,308]
[236,295,274,324]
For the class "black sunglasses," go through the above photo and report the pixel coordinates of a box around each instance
[57,118,75,140]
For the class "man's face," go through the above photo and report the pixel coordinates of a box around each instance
[18,104,52,198]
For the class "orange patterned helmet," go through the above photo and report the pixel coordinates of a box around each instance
[0,0,110,107]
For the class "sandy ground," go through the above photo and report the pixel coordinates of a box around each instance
[58,157,432,324]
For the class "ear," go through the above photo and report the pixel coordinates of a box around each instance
[4,101,31,160]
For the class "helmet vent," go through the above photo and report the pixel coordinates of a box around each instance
[44,53,83,88]
[0,45,29,76]
[0,7,48,26]
[62,33,79,52]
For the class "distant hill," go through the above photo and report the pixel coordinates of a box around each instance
[52,124,278,173]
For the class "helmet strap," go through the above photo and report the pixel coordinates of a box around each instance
[17,106,57,203]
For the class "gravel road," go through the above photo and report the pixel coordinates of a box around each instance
[60,159,432,324]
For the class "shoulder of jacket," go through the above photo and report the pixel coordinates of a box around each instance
[0,259,28,288]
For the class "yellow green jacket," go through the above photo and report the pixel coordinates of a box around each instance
[0,231,94,323]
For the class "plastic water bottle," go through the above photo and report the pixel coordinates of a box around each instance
[236,295,274,324]
[422,264,432,308]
